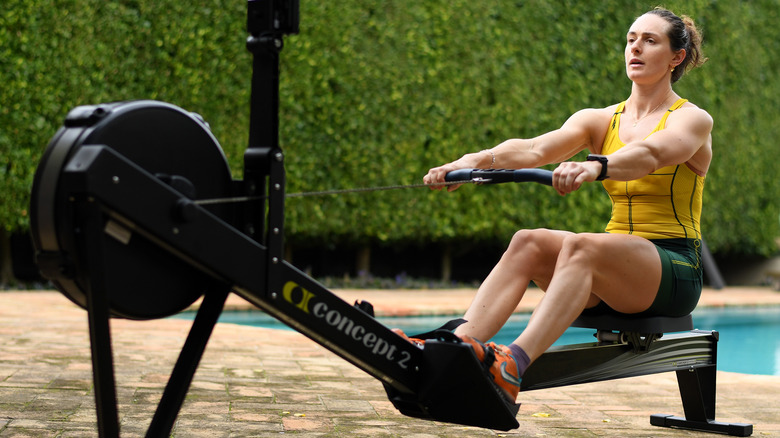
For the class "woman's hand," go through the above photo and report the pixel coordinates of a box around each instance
[423,151,486,191]
[552,160,602,196]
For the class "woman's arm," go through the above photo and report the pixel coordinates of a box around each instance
[554,106,713,195]
[424,107,612,190]
[604,107,713,180]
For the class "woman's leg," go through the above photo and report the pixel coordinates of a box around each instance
[514,233,663,361]
[454,228,572,341]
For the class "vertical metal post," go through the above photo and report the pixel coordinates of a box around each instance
[244,0,298,295]
[241,28,277,244]
[676,365,718,422]
[81,200,120,437]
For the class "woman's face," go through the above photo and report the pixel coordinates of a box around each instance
[625,14,683,85]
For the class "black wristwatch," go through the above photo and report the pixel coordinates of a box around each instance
[586,154,609,181]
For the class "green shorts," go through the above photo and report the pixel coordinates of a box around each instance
[585,238,703,318]
[643,238,703,317]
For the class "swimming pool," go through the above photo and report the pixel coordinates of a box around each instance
[185,306,780,376]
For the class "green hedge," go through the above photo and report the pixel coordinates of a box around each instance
[2,0,779,259]
[1,0,250,226]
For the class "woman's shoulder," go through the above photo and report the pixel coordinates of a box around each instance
[603,102,624,113]
[679,100,711,115]
[562,105,623,150]
[567,104,620,128]
[672,100,714,128]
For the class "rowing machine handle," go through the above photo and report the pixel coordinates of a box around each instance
[445,168,553,186]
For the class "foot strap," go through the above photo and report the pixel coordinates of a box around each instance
[409,318,467,341]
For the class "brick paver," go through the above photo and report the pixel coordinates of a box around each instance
[1,289,778,437]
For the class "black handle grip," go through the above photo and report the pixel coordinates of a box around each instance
[444,168,480,182]
[444,168,553,186]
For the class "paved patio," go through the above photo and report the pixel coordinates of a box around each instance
[1,287,779,437]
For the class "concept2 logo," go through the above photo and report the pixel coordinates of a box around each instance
[282,281,412,369]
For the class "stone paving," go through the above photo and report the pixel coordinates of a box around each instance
[1,288,779,437]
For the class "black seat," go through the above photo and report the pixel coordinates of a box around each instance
[572,312,693,333]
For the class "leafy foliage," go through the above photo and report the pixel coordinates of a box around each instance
[1,0,778,257]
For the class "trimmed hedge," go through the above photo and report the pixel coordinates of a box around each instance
[1,0,779,262]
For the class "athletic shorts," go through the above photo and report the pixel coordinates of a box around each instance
[585,238,703,318]
[644,238,703,317]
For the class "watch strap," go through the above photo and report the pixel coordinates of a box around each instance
[586,154,609,181]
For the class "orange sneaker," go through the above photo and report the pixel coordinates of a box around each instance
[392,328,425,349]
[458,335,522,402]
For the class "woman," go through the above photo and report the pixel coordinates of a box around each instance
[414,8,711,403]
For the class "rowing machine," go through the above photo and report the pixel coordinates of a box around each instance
[28,1,751,436]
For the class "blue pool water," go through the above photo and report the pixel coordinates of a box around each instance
[186,306,780,376]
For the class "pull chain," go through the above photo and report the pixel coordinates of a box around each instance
[193,179,477,206]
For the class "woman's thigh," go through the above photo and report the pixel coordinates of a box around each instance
[561,233,663,314]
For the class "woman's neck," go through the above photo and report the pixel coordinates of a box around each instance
[626,82,677,118]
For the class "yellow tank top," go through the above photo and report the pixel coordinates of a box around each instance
[601,98,704,240]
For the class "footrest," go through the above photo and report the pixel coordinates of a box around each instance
[384,338,520,431]
[650,414,753,436]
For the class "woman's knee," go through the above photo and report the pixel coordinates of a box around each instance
[508,228,567,248]
[502,228,568,271]
[558,233,601,265]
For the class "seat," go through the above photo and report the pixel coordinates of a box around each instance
[572,312,693,333]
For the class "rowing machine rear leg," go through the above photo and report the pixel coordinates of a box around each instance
[651,360,753,436]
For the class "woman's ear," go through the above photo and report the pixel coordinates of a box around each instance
[671,48,686,69]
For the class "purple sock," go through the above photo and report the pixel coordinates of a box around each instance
[507,343,531,377]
